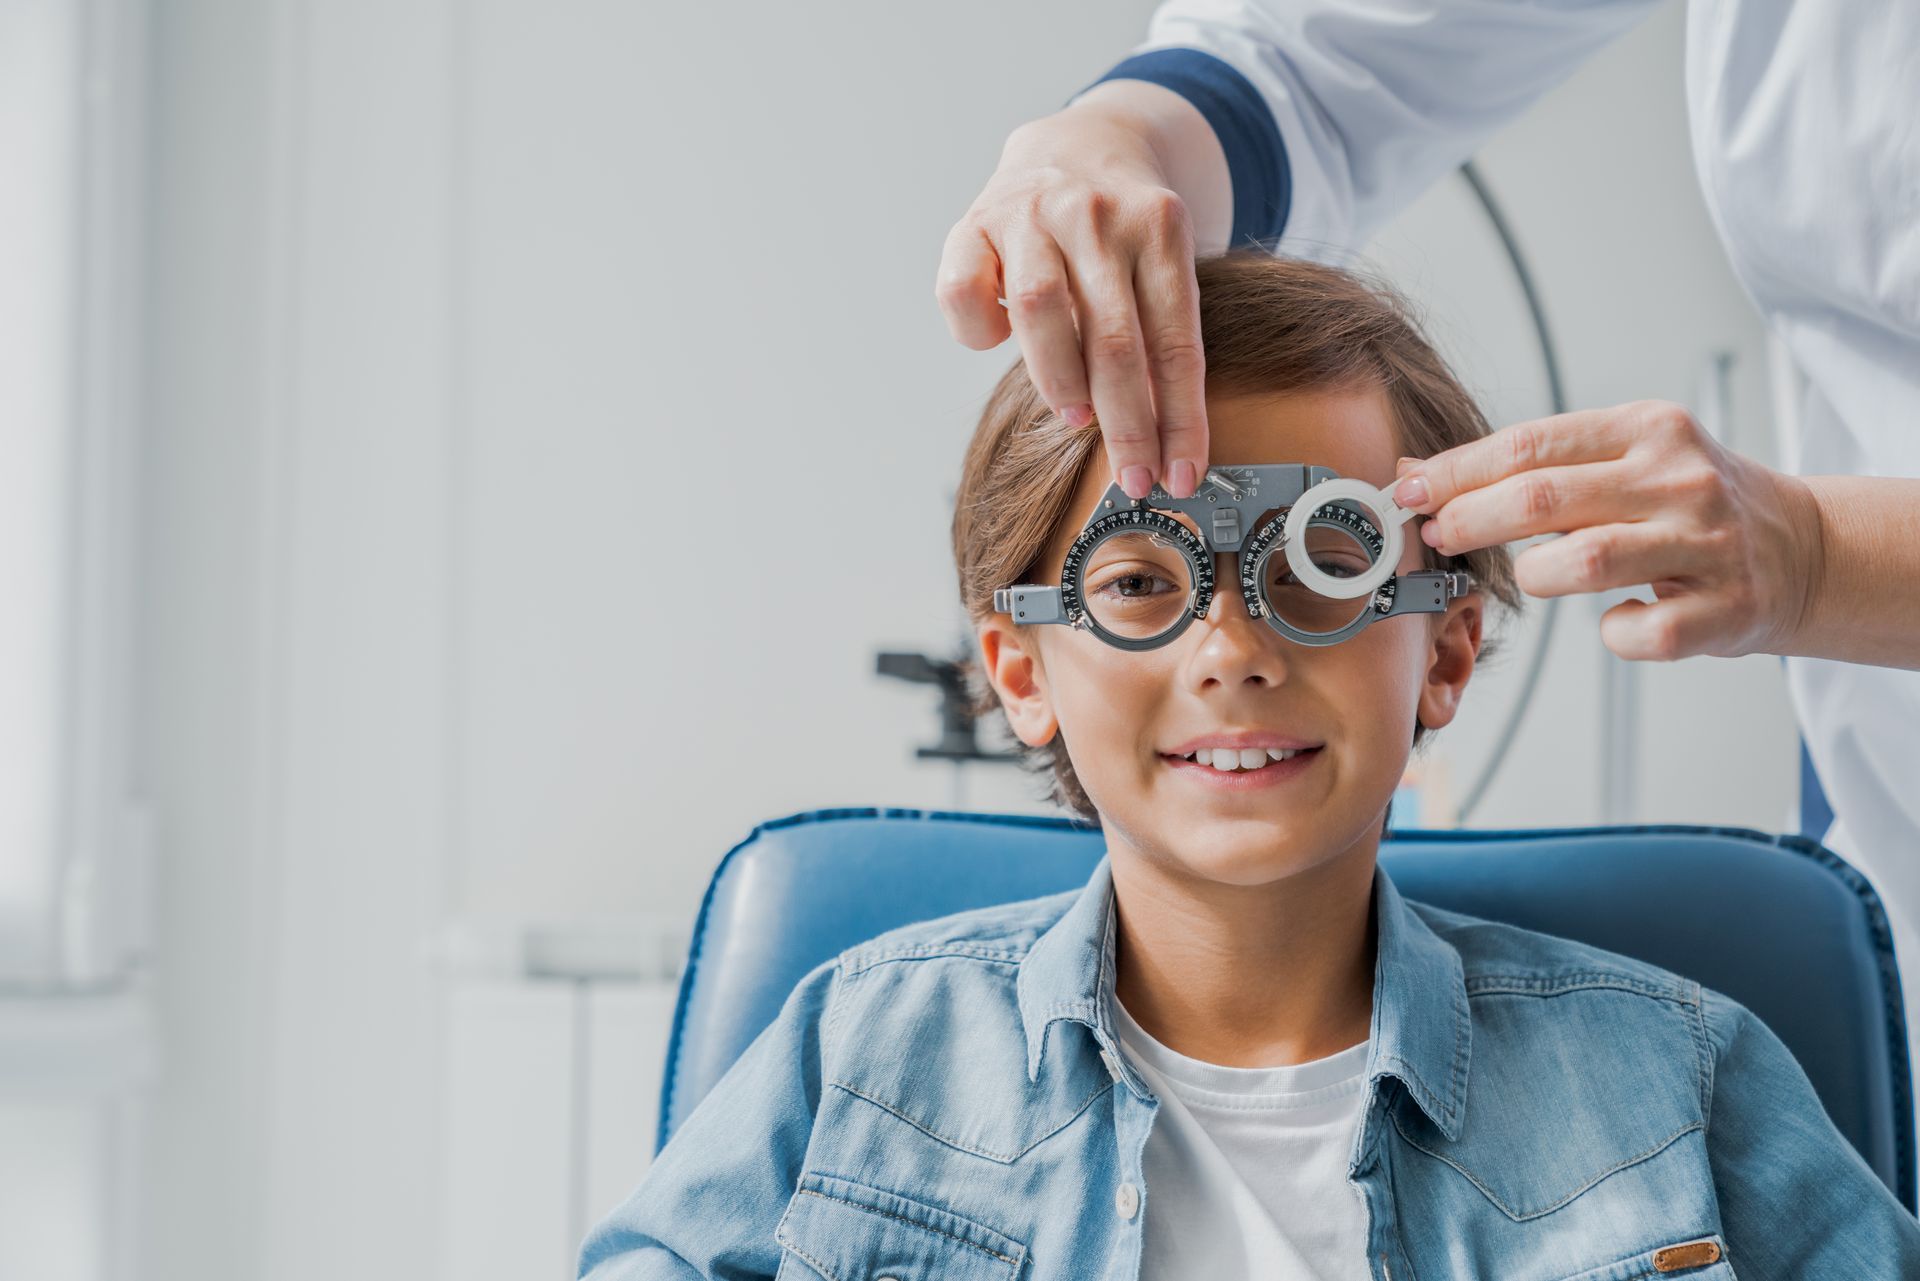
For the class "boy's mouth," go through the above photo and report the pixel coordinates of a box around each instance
[1158,744,1324,786]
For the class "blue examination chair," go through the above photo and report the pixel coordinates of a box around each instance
[655,807,1914,1211]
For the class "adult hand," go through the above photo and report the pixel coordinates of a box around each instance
[1392,400,1826,662]
[935,88,1222,500]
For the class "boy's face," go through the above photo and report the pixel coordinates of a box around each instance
[978,387,1483,889]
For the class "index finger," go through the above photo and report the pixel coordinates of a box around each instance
[1070,254,1161,499]
[1133,235,1209,497]
[1394,408,1634,512]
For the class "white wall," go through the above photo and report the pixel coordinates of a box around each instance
[136,0,1795,1277]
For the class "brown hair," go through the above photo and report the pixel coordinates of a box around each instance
[951,251,1524,820]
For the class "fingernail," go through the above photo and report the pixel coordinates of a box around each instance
[1396,456,1418,475]
[1120,466,1153,499]
[1167,460,1195,497]
[1394,475,1429,509]
[1062,403,1092,428]
[1421,521,1443,549]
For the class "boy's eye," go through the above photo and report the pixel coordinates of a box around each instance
[1090,566,1180,599]
[1084,560,1190,642]
[1080,530,1196,641]
[1272,553,1369,584]
[1265,516,1378,587]
[1085,564,1189,641]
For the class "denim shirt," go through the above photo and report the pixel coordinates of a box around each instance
[578,854,1920,1280]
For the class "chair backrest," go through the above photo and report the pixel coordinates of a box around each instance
[658,807,1914,1211]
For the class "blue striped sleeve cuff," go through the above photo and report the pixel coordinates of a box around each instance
[1072,47,1291,248]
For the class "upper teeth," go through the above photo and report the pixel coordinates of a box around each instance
[1181,747,1304,771]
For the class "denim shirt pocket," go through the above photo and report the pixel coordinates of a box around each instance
[1550,1234,1734,1281]
[1389,977,1710,1222]
[773,1171,1028,1281]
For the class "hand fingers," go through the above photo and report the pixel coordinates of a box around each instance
[940,164,1205,499]
[1419,459,1641,555]
[1511,522,1700,599]
[1599,595,1724,662]
[1066,244,1160,499]
[934,221,1011,350]
[1396,408,1637,513]
[1001,226,1092,421]
[1132,217,1208,497]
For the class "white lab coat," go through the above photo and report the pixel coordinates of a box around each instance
[1099,0,1920,1157]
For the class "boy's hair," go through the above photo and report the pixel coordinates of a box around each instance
[951,251,1524,820]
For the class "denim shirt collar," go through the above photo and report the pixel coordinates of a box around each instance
[1014,852,1471,1141]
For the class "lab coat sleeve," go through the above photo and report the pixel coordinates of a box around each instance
[1070,0,1664,254]
[1701,987,1920,1273]
[575,957,842,1280]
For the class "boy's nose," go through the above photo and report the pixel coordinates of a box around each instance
[1184,557,1292,690]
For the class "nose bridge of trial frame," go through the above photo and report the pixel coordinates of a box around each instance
[1174,464,1332,557]
[1184,465,1326,619]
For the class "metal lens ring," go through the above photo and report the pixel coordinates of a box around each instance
[1282,477,1403,600]
[1238,509,1288,614]
[1061,507,1214,651]
[1242,506,1386,644]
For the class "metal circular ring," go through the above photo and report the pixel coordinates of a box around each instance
[1241,509,1387,646]
[1060,507,1213,651]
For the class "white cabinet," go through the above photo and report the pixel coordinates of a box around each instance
[438,975,677,1281]
[0,989,153,1281]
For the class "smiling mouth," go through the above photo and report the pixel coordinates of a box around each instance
[1167,745,1317,770]
[1158,745,1324,782]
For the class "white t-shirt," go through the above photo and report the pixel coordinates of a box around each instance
[1111,995,1373,1280]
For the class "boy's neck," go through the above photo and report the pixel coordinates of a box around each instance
[1109,842,1378,1068]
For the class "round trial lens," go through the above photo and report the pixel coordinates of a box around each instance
[1280,477,1417,600]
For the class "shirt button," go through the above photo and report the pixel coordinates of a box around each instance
[1114,1181,1140,1220]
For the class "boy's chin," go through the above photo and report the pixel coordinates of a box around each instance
[1155,824,1343,888]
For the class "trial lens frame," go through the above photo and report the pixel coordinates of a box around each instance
[991,464,1475,651]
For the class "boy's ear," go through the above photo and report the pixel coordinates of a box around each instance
[1416,594,1483,733]
[975,619,1059,749]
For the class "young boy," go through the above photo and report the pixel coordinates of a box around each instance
[578,253,1920,1279]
